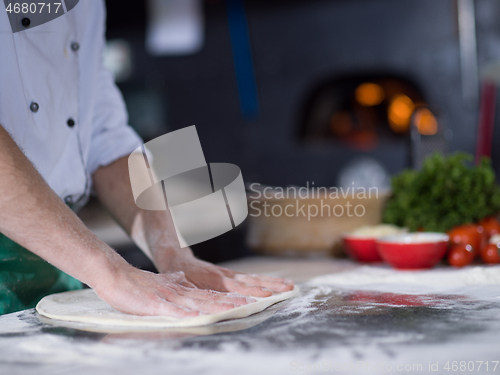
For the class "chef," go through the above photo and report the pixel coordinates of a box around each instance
[0,0,292,316]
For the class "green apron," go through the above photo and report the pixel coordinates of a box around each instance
[0,233,82,315]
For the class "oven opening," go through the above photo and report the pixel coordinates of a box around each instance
[298,74,438,151]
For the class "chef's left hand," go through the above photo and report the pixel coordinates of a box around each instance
[155,248,294,297]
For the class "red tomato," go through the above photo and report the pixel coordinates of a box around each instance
[480,244,500,264]
[447,244,475,267]
[478,217,500,237]
[448,224,482,256]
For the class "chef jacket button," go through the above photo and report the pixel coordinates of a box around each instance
[71,42,80,52]
[21,18,30,27]
[64,196,73,205]
[67,118,75,127]
[30,102,39,113]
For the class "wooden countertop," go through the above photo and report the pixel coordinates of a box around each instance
[220,256,360,283]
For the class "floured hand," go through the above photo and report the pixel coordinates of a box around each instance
[154,249,294,298]
[93,263,254,318]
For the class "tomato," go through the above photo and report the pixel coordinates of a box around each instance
[448,224,482,256]
[447,244,475,267]
[478,216,500,237]
[478,217,500,251]
[479,217,500,235]
[480,244,500,264]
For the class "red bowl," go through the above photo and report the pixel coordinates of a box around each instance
[343,236,383,262]
[376,233,449,269]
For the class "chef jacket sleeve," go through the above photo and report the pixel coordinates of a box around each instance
[86,50,143,176]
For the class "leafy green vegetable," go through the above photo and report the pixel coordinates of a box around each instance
[382,153,500,232]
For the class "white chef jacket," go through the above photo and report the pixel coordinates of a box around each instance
[0,0,142,210]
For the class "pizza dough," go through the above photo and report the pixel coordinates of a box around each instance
[36,286,299,328]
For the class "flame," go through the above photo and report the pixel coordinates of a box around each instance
[414,107,438,135]
[388,94,414,133]
[355,83,385,106]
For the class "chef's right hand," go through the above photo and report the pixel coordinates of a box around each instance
[93,263,253,318]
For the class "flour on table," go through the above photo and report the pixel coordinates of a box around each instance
[310,265,500,286]
[307,265,500,299]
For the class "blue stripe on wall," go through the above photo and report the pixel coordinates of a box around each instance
[226,0,260,119]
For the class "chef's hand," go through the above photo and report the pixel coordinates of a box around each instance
[92,156,294,305]
[94,259,254,318]
[154,248,294,298]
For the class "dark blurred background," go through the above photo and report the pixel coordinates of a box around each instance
[80,0,500,268]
